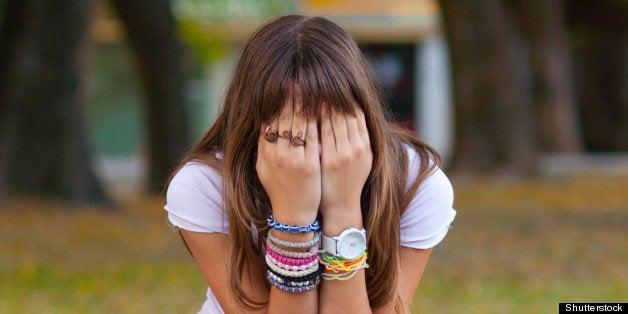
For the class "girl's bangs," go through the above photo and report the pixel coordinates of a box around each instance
[258,70,358,124]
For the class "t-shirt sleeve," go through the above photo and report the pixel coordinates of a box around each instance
[400,148,456,249]
[164,162,229,234]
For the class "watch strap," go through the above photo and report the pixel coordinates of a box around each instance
[321,233,338,255]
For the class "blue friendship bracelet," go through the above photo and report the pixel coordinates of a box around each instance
[267,214,320,233]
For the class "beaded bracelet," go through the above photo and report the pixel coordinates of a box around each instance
[266,246,319,266]
[267,270,321,287]
[265,255,319,277]
[267,230,321,249]
[266,273,319,293]
[267,253,319,271]
[266,239,319,258]
[267,265,324,283]
[267,214,320,233]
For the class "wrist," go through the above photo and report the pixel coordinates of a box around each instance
[322,208,363,236]
[268,211,319,244]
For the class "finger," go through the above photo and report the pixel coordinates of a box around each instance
[346,109,360,142]
[320,102,336,153]
[291,84,306,151]
[304,114,319,160]
[355,107,369,139]
[277,89,294,147]
[259,118,280,154]
[257,124,269,171]
[258,124,267,153]
[330,106,349,149]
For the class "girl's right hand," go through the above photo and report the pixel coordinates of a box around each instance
[255,88,321,228]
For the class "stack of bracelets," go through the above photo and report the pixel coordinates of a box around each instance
[265,215,322,293]
[319,250,368,281]
[265,214,369,291]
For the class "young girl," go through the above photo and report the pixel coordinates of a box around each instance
[164,15,456,313]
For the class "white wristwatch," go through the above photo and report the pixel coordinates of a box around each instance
[321,228,367,260]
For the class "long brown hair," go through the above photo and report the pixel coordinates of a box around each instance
[171,15,440,311]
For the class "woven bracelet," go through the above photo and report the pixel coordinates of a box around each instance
[321,265,368,281]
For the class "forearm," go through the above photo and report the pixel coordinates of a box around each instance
[319,208,372,313]
[267,288,318,314]
[266,215,320,314]
[319,269,370,313]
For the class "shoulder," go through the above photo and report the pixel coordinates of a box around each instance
[400,145,456,249]
[164,162,229,233]
[403,144,453,199]
[170,161,222,192]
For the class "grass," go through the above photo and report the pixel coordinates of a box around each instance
[413,175,628,313]
[1,175,626,313]
[0,197,205,313]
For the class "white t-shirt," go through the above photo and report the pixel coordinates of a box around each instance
[164,147,456,313]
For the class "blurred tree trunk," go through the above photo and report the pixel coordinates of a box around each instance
[0,0,111,204]
[110,0,190,192]
[440,0,537,175]
[568,0,628,151]
[515,0,583,152]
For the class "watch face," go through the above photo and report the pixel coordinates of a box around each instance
[338,231,366,260]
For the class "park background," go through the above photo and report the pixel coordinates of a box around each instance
[0,0,626,313]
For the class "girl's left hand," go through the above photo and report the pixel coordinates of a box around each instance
[319,103,373,226]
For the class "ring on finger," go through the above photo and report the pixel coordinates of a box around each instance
[264,125,278,143]
[278,130,292,140]
[290,131,306,147]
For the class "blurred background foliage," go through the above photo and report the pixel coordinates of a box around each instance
[174,0,296,63]
[2,0,625,203]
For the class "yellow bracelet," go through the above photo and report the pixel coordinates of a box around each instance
[320,251,368,273]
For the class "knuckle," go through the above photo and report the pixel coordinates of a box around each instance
[275,152,290,166]
[356,140,370,154]
[337,152,351,164]
[352,146,363,158]
[323,157,341,170]
[301,163,318,177]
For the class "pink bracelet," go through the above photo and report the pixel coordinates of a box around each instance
[266,246,319,265]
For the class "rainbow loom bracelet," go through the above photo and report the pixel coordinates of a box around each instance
[267,215,320,233]
[320,251,368,273]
